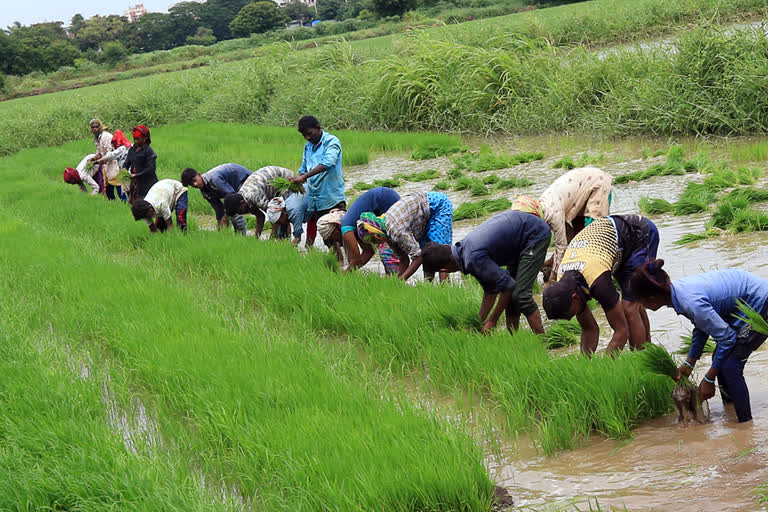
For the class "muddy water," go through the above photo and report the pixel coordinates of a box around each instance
[347,135,768,510]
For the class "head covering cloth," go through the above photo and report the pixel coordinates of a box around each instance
[89,118,107,132]
[511,195,543,218]
[132,125,151,144]
[266,197,286,223]
[356,212,387,244]
[317,209,345,240]
[63,167,82,185]
[111,129,132,149]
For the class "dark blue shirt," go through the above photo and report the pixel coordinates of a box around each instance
[201,163,252,220]
[341,187,400,234]
[452,210,551,293]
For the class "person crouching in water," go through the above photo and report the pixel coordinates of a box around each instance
[420,210,551,335]
[541,214,659,355]
[629,260,768,423]
[131,179,188,233]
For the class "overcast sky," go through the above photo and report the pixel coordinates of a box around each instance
[2,0,185,30]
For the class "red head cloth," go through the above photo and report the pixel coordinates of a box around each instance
[132,125,150,140]
[63,167,82,185]
[111,129,132,149]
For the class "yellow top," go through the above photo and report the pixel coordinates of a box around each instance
[556,217,619,286]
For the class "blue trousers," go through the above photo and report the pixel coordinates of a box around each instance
[718,309,768,422]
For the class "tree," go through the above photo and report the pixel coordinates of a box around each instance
[186,27,217,46]
[76,15,129,51]
[5,22,73,74]
[229,2,289,38]
[42,40,82,70]
[125,12,175,52]
[282,1,313,23]
[69,14,86,36]
[316,0,341,20]
[372,0,414,16]
[102,41,128,66]
[169,1,206,46]
[202,0,252,40]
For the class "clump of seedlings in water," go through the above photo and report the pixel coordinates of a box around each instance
[432,181,450,191]
[638,197,674,215]
[540,319,580,349]
[614,146,703,184]
[639,343,707,424]
[453,198,512,221]
[394,169,441,182]
[439,310,483,332]
[552,155,575,169]
[353,178,401,191]
[410,144,466,160]
[452,145,543,173]
[454,177,489,196]
[494,177,534,189]
[271,176,305,194]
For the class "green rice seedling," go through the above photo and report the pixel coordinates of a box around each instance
[433,181,450,191]
[728,208,768,233]
[482,174,500,185]
[395,168,441,182]
[638,197,674,215]
[439,310,483,332]
[470,180,490,197]
[410,144,466,160]
[737,300,768,336]
[724,187,768,204]
[674,228,721,245]
[666,145,684,163]
[540,319,580,349]
[638,343,678,379]
[673,184,715,215]
[553,156,575,169]
[731,141,768,163]
[494,176,534,189]
[270,176,305,193]
[446,168,464,180]
[711,196,752,229]
[576,152,604,167]
[651,148,667,157]
[354,178,401,190]
[676,334,715,355]
[452,146,543,173]
[453,198,512,221]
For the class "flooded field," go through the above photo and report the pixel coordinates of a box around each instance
[344,134,768,511]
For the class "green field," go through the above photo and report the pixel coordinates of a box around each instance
[0,121,676,509]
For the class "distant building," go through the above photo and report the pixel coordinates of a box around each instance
[124,4,148,22]
[274,0,316,7]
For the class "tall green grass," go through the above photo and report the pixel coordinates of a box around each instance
[6,23,768,155]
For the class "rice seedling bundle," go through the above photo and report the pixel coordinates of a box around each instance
[540,319,580,349]
[432,181,450,191]
[410,144,466,160]
[453,198,513,221]
[354,178,401,190]
[494,177,534,189]
[638,197,674,214]
[270,176,305,193]
[676,334,715,355]
[552,156,575,170]
[394,169,441,182]
[453,146,543,173]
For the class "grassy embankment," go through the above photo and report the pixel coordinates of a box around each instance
[0,123,676,511]
[4,0,764,100]
[3,1,768,155]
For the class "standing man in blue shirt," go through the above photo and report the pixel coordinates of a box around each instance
[629,260,768,423]
[181,164,251,234]
[420,210,551,335]
[289,116,346,248]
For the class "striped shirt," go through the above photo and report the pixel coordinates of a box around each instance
[384,192,432,259]
[238,166,295,213]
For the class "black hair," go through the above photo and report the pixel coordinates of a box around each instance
[542,271,583,320]
[180,168,199,187]
[421,243,453,273]
[629,258,671,299]
[298,115,321,133]
[131,199,154,221]
[223,193,244,217]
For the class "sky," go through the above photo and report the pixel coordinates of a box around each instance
[2,0,187,30]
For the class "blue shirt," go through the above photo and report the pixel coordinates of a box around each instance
[451,211,551,294]
[285,193,310,238]
[670,269,768,369]
[201,163,252,220]
[298,131,345,212]
[341,187,400,234]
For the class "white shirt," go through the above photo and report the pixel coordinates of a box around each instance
[144,179,187,223]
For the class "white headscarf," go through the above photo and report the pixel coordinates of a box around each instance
[266,197,286,223]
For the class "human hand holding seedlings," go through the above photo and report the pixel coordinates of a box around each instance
[289,175,307,184]
[675,359,695,382]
